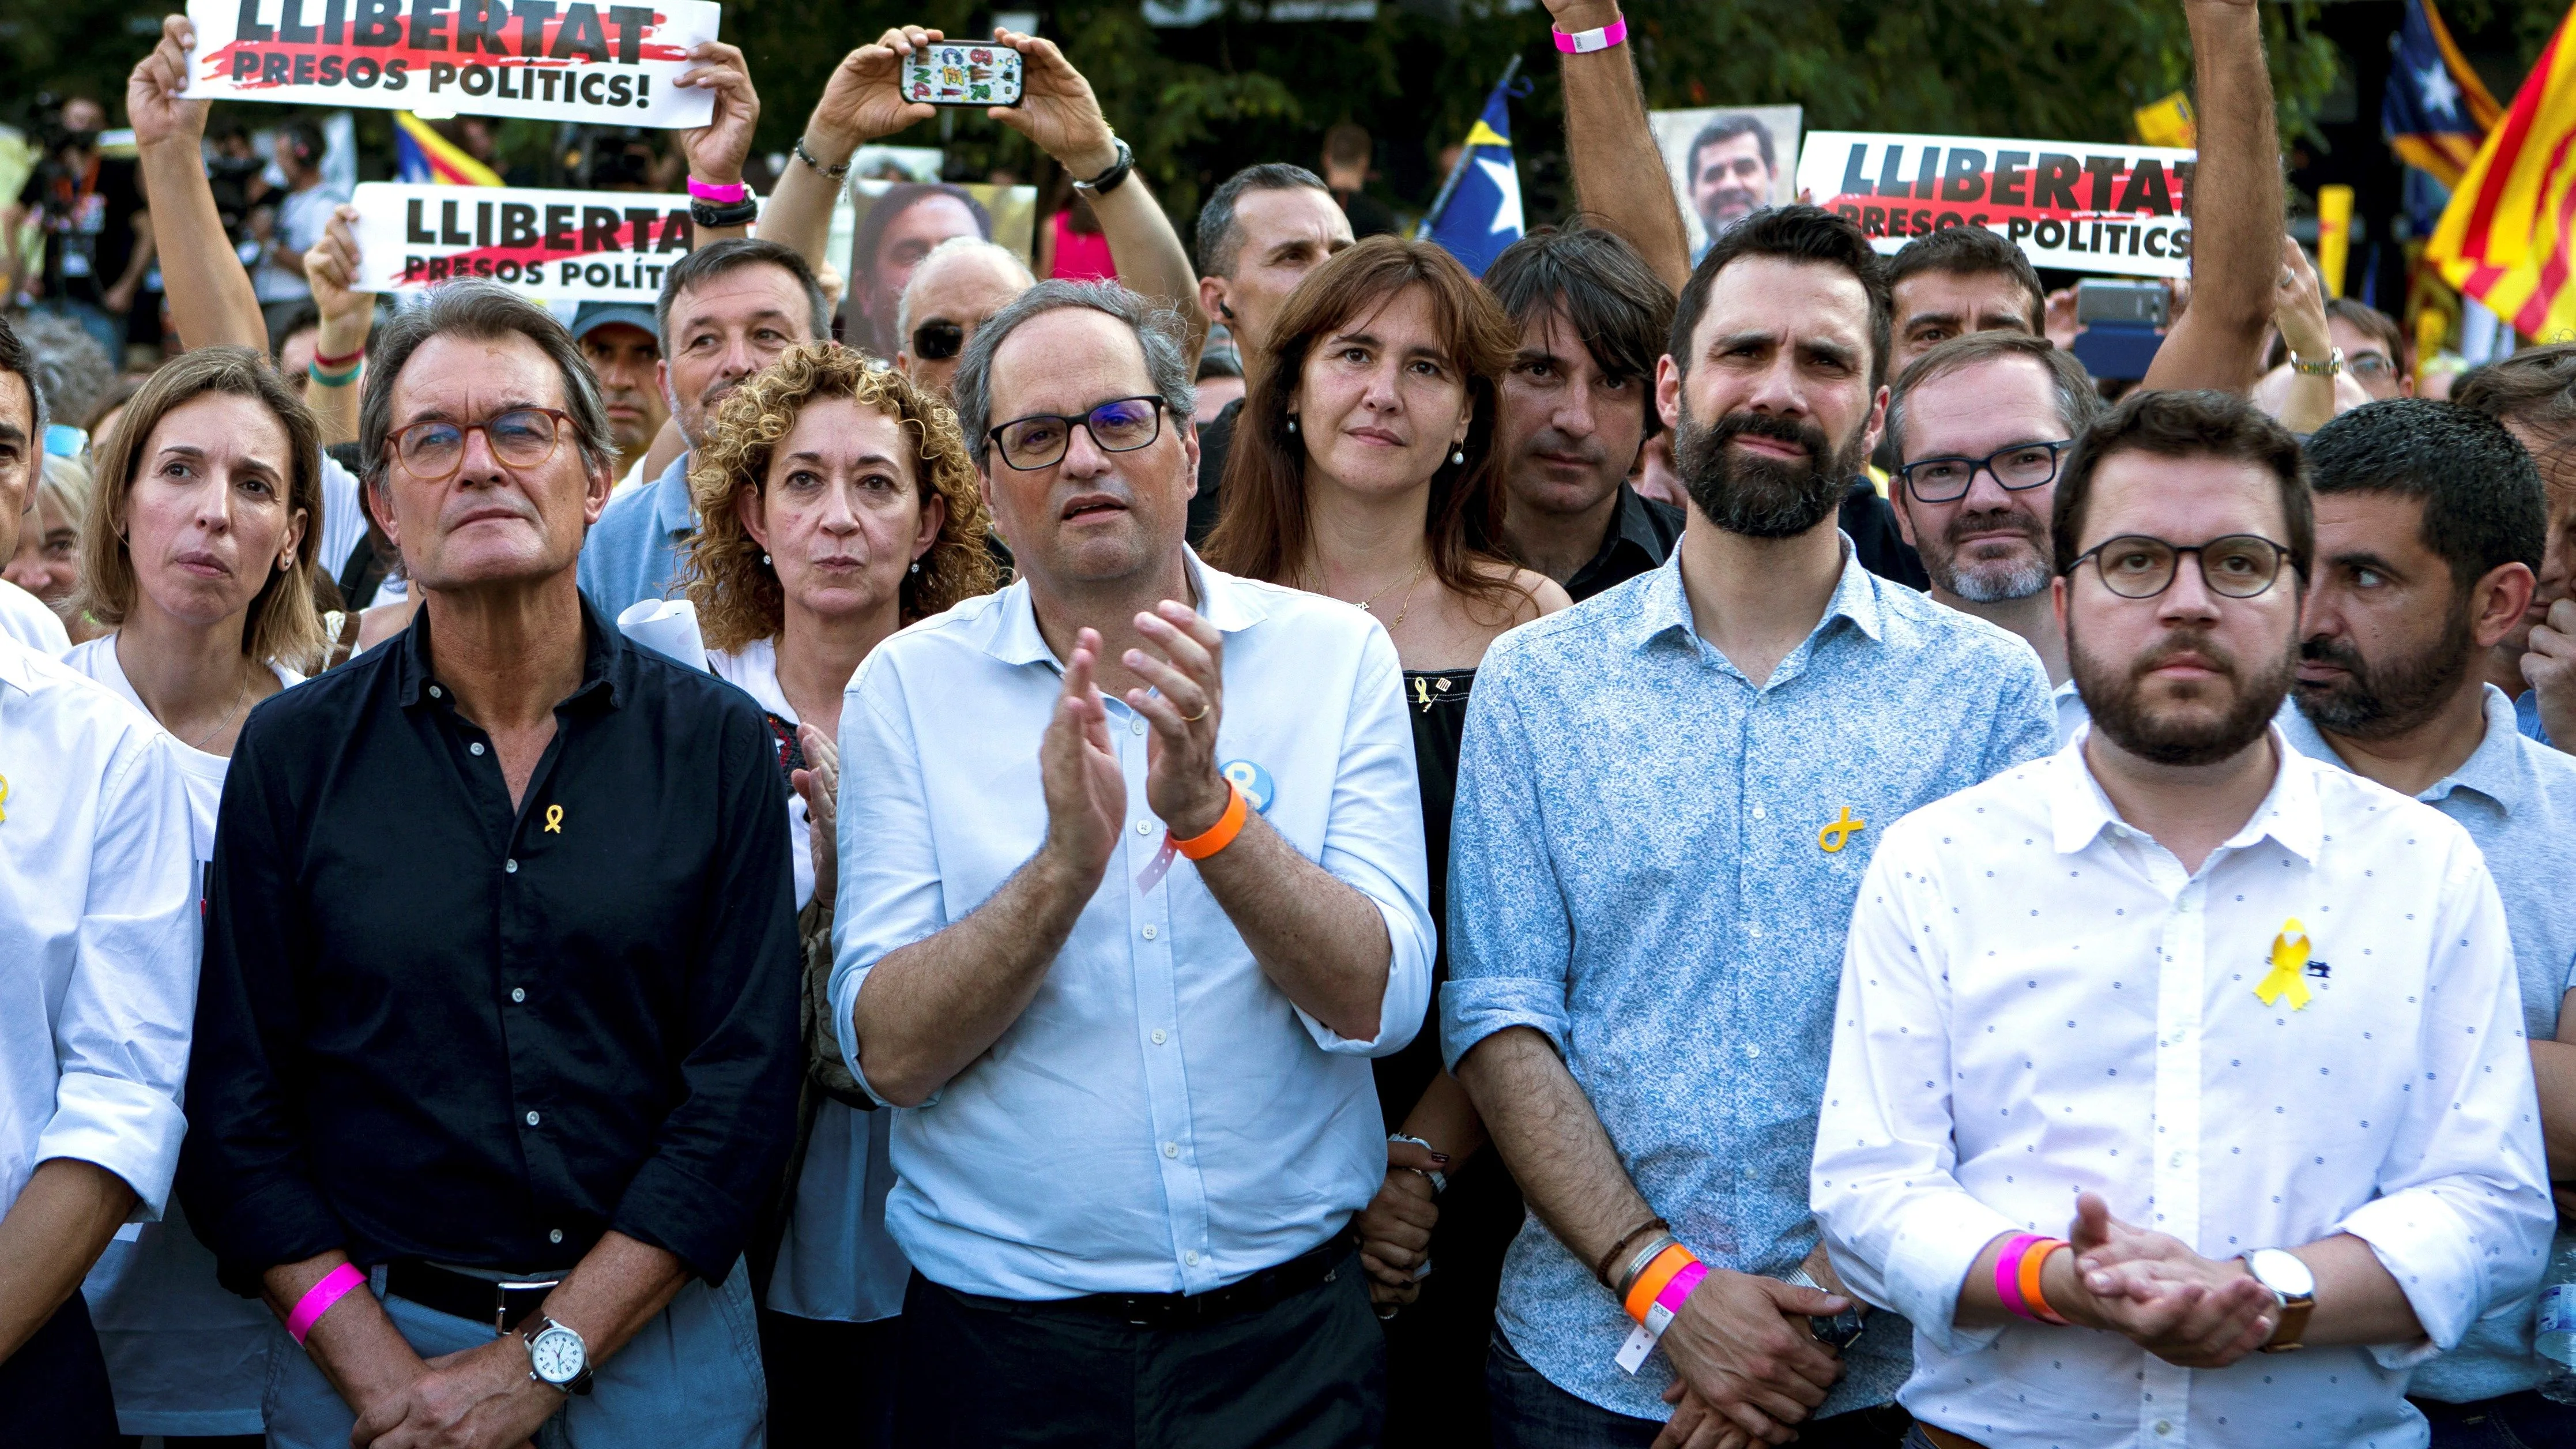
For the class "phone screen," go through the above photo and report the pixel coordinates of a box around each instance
[901,44,1025,108]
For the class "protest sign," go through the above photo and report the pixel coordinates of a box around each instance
[1794,130,2198,280]
[1649,106,1801,259]
[349,182,690,302]
[181,0,718,128]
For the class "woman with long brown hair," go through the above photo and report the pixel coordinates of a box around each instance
[1202,233,1568,1438]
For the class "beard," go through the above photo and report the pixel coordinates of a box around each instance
[1670,402,1863,540]
[2293,605,2477,739]
[2073,620,2296,767]
[1925,505,2053,604]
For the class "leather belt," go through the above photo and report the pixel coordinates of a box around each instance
[1917,1425,1990,1449]
[1030,1240,1350,1330]
[383,1260,569,1334]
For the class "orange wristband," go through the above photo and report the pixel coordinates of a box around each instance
[1622,1243,1696,1323]
[2019,1239,2070,1326]
[1170,782,1249,860]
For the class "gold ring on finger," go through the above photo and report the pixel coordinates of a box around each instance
[1180,702,1211,722]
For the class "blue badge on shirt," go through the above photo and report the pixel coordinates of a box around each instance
[1221,760,1275,814]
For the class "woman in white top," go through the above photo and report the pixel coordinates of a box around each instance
[61,346,328,1446]
[682,341,996,1448]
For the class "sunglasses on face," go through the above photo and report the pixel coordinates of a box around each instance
[912,320,965,362]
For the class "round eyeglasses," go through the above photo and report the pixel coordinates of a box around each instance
[987,396,1166,472]
[1895,440,2073,504]
[2067,533,2292,600]
[390,408,574,481]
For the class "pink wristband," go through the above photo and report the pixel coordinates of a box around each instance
[1551,17,1628,53]
[686,176,749,204]
[1994,1233,2044,1322]
[287,1262,368,1346]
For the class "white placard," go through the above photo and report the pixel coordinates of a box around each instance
[350,182,691,302]
[1795,130,2199,280]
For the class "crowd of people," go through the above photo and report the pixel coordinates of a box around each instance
[6,1,2576,1447]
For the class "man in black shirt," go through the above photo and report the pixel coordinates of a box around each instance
[26,96,155,364]
[182,280,798,1449]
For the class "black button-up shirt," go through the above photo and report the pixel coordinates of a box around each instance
[180,601,799,1292]
[1564,482,1686,602]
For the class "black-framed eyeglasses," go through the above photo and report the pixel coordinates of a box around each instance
[2067,533,2292,600]
[988,396,1166,471]
[912,319,965,361]
[389,408,574,481]
[1896,439,2073,503]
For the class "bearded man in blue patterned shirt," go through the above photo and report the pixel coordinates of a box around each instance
[1443,207,2057,1449]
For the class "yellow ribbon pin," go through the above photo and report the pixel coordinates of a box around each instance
[1817,807,1866,853]
[2255,917,2314,1010]
[544,804,564,834]
[0,773,9,823]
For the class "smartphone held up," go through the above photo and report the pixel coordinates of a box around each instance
[902,43,1024,108]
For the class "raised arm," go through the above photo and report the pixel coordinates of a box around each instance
[301,206,371,446]
[755,28,939,276]
[129,14,268,352]
[1543,0,1690,292]
[2139,0,2279,393]
[676,40,760,247]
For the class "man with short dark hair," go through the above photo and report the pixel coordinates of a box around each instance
[1685,114,1775,253]
[2287,399,2576,1446]
[570,302,669,485]
[182,280,800,1449]
[1449,206,2055,1448]
[1885,332,2105,736]
[1321,122,1398,240]
[1883,224,2046,378]
[0,316,71,653]
[2450,347,2576,748]
[578,237,833,620]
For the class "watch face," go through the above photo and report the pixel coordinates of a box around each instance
[2249,1248,2316,1299]
[529,1324,585,1383]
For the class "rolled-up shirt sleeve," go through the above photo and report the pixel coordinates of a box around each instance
[1811,821,2014,1353]
[609,703,802,1282]
[2334,844,2552,1367]
[1297,623,1432,1058]
[1440,657,1575,1068]
[832,654,946,1106]
[43,731,197,1222]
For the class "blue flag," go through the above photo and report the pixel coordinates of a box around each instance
[1421,71,1524,277]
[2382,0,2500,189]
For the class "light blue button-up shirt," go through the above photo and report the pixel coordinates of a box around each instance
[577,451,694,622]
[2286,683,2576,1403]
[1441,544,2056,1421]
[830,553,1436,1300]
[2519,687,2555,747]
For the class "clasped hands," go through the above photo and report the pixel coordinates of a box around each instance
[2035,1191,2281,1370]
[348,1330,557,1449]
[1040,601,1230,882]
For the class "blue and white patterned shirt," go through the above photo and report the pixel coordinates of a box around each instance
[1441,544,2057,1421]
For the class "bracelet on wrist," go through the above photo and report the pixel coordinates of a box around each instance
[1169,781,1248,861]
[686,175,750,204]
[285,1262,369,1347]
[793,136,852,181]
[308,359,363,389]
[1611,1231,1681,1304]
[1551,14,1628,53]
[690,193,762,229]
[1595,1216,1671,1288]
[311,345,366,370]
[2288,346,2344,377]
[1072,137,1135,198]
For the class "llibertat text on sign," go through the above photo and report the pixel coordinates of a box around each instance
[350,183,692,303]
[1794,131,2199,281]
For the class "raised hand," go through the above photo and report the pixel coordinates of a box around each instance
[677,40,759,187]
[2525,596,2575,747]
[128,14,209,151]
[1121,600,1231,840]
[1655,1268,1848,1445]
[986,30,1118,179]
[304,205,374,356]
[804,28,940,161]
[2272,236,2332,362]
[1038,629,1126,886]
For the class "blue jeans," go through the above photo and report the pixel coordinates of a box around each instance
[262,1260,765,1449]
[1487,1330,1911,1449]
[2418,1390,2576,1449]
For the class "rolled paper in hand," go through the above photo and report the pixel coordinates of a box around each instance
[617,597,711,673]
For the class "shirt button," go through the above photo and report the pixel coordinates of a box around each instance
[1745,1044,1762,1059]
[1136,821,1153,835]
[2155,1422,2173,1436]
[505,859,519,874]
[525,1110,541,1127]
[1162,1142,1180,1158]
[1130,719,1146,737]
[1185,1250,1200,1266]
[1750,804,1767,820]
[548,1228,564,1244]
[1142,925,1158,940]
[470,742,485,756]
[1151,1029,1168,1045]
[511,987,526,1003]
[428,685,441,698]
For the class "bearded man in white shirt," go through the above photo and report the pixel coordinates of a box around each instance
[1812,389,2554,1449]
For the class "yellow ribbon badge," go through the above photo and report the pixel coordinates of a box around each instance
[1817,807,1866,853]
[0,773,9,823]
[2255,917,2314,1010]
[544,804,564,834]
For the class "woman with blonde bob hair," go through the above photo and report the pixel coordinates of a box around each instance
[61,343,326,1442]
[682,339,995,1446]
[1203,234,1568,1434]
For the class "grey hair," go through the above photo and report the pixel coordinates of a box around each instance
[894,236,1037,345]
[18,309,119,441]
[1885,331,2102,466]
[950,280,1197,469]
[358,279,615,493]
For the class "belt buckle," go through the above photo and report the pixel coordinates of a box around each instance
[495,1277,561,1334]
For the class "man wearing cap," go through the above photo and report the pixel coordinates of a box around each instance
[571,303,668,488]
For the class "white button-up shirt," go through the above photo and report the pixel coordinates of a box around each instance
[1813,729,2551,1448]
[830,552,1434,1300]
[0,634,199,1223]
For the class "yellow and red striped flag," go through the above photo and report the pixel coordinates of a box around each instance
[2427,5,2576,340]
[393,111,502,187]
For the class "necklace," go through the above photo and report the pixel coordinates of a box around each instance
[184,673,254,752]
[1349,560,1428,619]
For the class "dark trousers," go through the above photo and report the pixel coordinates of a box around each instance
[2417,1390,2576,1449]
[893,1255,1385,1448]
[1486,1330,1909,1449]
[759,1308,899,1449]
[0,1293,118,1448]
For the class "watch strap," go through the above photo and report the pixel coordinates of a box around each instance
[1073,137,1134,197]
[522,1315,597,1394]
[2261,1289,2315,1352]
[2288,347,2344,377]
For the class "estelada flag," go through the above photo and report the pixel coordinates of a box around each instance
[394,112,501,186]
[2426,5,2576,340]
[2383,0,2503,188]
[1419,63,1524,278]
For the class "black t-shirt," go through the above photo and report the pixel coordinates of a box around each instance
[1841,477,1930,590]
[38,152,145,308]
[1188,397,1241,547]
[1335,188,1399,240]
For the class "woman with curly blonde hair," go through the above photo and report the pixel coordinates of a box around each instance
[681,340,994,1445]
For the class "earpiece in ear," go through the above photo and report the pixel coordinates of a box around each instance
[1218,302,1237,321]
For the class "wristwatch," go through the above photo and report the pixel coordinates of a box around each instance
[1072,137,1135,198]
[2288,347,2345,377]
[522,1314,595,1394]
[1785,1264,1867,1352]
[2241,1248,2317,1353]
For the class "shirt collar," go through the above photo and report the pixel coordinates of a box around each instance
[0,632,35,696]
[1624,534,1886,655]
[396,590,627,711]
[653,449,697,537]
[982,547,1263,671]
[1584,484,1672,570]
[2049,724,2325,864]
[2279,683,2528,818]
